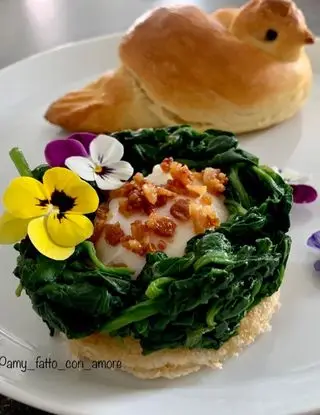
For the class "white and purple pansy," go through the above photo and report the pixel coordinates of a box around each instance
[272,166,318,204]
[44,133,134,190]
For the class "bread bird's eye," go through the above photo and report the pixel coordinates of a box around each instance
[265,29,278,41]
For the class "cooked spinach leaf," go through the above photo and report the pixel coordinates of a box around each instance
[13,239,135,338]
[13,125,292,354]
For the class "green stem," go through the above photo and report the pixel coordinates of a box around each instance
[229,166,251,209]
[145,277,174,299]
[206,302,222,326]
[9,148,33,177]
[252,166,283,197]
[83,241,134,276]
[225,200,247,217]
[15,283,23,297]
[101,299,160,333]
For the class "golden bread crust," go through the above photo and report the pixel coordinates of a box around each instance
[44,1,313,134]
[44,67,163,132]
[68,291,280,379]
[119,5,311,108]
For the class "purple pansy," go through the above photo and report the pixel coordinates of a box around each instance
[291,184,318,204]
[44,132,96,167]
[272,167,318,204]
[307,231,320,272]
[307,231,320,250]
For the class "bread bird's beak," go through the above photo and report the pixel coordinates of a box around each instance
[304,29,315,44]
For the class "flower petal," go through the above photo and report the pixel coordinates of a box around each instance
[65,156,95,182]
[89,135,124,165]
[307,231,320,250]
[46,212,94,247]
[292,184,318,204]
[28,217,74,260]
[44,139,88,167]
[272,166,311,185]
[42,167,81,199]
[281,168,311,184]
[3,177,48,219]
[109,161,134,181]
[43,167,99,214]
[67,182,99,214]
[0,211,29,244]
[67,132,96,153]
[94,173,123,190]
[314,260,320,272]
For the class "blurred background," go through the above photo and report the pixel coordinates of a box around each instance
[0,0,319,68]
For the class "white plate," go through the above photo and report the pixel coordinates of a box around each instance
[0,34,320,415]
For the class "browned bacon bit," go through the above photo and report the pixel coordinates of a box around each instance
[109,182,135,199]
[200,194,213,205]
[189,203,220,234]
[170,198,191,221]
[91,203,109,243]
[91,220,105,244]
[142,183,158,205]
[158,240,167,251]
[186,184,207,198]
[157,187,176,197]
[133,173,145,185]
[192,171,203,182]
[118,199,132,217]
[127,188,144,210]
[155,188,176,207]
[104,222,125,246]
[165,179,189,196]
[131,220,149,244]
[160,157,173,173]
[121,237,145,256]
[170,161,193,186]
[202,168,228,194]
[146,213,177,237]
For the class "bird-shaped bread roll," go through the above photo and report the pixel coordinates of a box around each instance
[44,0,315,135]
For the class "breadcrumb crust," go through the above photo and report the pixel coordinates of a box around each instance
[68,291,280,379]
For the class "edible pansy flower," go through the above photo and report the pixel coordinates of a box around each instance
[272,166,317,204]
[0,167,99,260]
[44,132,96,167]
[65,134,134,190]
[307,231,320,271]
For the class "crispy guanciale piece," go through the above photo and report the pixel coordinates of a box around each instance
[202,167,228,194]
[146,213,177,237]
[91,203,109,243]
[104,222,125,246]
[121,236,145,256]
[170,198,191,221]
[189,202,220,234]
[131,220,149,244]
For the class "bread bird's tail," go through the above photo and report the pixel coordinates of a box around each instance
[44,67,163,133]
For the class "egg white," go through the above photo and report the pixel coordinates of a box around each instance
[95,165,229,277]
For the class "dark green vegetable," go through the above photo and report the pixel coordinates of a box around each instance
[13,239,135,338]
[112,126,259,176]
[102,232,290,353]
[13,125,293,354]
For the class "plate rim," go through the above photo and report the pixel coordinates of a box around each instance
[0,32,124,75]
[0,32,320,415]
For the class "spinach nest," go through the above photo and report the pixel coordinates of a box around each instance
[13,126,292,366]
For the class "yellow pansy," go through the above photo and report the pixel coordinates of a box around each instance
[0,167,99,260]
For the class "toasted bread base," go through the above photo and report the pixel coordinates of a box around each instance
[68,291,280,379]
